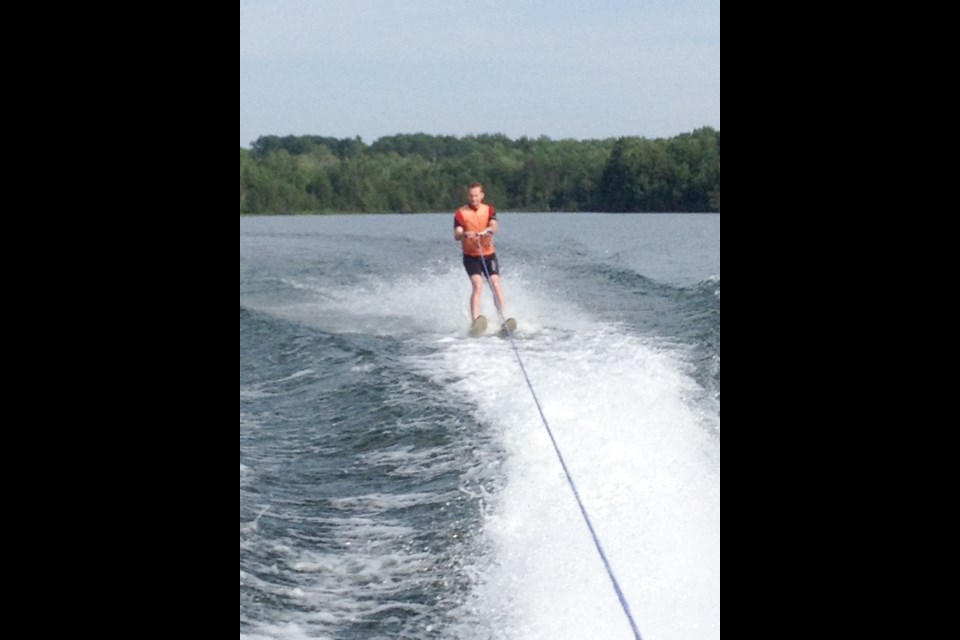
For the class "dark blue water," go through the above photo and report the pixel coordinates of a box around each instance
[240,214,720,639]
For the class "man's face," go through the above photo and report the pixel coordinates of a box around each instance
[468,187,484,208]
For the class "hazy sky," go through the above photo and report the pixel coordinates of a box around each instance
[239,0,720,147]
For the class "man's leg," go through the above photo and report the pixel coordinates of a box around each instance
[489,274,507,316]
[470,274,485,320]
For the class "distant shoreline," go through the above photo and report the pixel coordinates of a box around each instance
[239,211,721,217]
[240,130,720,215]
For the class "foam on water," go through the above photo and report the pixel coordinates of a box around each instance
[241,263,595,340]
[241,484,472,640]
[426,323,719,640]
[322,271,722,640]
[242,258,719,639]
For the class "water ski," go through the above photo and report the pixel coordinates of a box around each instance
[469,315,488,336]
[498,318,517,338]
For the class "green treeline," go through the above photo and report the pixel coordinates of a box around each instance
[239,128,719,214]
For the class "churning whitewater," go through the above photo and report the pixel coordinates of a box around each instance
[241,213,720,640]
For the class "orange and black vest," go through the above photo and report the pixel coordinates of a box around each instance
[456,205,496,257]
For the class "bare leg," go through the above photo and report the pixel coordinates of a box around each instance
[470,274,485,320]
[488,274,507,317]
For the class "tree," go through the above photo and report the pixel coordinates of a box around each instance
[240,130,719,214]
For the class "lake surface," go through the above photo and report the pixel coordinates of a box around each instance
[241,213,720,639]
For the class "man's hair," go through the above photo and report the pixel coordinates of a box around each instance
[469,182,484,191]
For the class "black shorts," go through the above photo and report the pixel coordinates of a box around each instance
[463,253,500,277]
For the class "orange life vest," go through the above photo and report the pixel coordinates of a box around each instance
[458,205,496,257]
